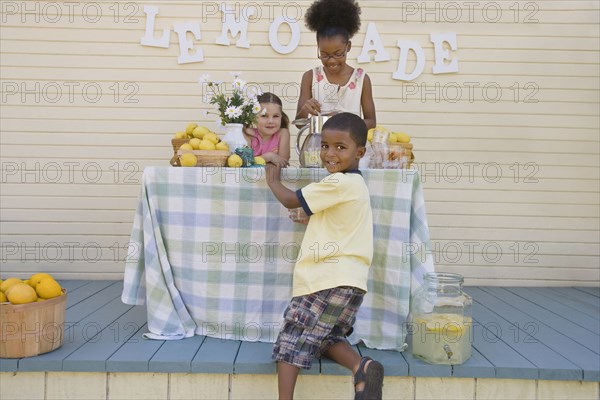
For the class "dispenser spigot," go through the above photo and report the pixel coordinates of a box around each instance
[443,344,453,360]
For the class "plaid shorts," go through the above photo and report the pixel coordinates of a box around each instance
[272,286,365,369]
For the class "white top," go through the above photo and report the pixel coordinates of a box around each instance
[311,65,365,116]
[294,171,373,297]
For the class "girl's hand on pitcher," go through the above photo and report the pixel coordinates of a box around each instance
[301,98,321,116]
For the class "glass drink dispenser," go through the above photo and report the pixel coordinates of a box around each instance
[409,272,473,364]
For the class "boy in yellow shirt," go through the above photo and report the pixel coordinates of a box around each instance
[266,112,383,400]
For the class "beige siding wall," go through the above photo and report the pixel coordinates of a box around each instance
[1,1,598,285]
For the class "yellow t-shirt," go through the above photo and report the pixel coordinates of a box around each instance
[293,171,373,297]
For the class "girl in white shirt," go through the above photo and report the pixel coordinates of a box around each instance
[295,0,377,129]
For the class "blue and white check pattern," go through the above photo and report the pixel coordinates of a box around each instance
[122,167,434,350]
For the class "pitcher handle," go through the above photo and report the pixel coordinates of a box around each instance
[292,117,310,127]
[296,125,309,155]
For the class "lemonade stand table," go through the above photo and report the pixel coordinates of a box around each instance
[121,167,434,351]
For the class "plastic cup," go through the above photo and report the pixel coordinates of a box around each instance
[289,208,309,224]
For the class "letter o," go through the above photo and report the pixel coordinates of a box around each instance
[269,16,300,54]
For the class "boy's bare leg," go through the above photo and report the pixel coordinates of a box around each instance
[323,342,369,392]
[278,361,300,400]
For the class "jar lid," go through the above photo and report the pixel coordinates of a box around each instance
[423,272,464,284]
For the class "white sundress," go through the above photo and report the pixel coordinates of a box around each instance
[311,65,365,117]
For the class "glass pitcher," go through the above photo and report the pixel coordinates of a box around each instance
[409,272,473,364]
[300,131,322,168]
[294,114,332,168]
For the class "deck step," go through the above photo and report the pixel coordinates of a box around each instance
[0,281,598,382]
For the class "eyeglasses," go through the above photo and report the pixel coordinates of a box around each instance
[317,45,348,60]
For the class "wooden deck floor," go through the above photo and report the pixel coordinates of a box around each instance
[1,280,598,382]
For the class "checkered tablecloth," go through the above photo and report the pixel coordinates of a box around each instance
[122,167,434,350]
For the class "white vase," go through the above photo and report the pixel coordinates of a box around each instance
[223,123,247,152]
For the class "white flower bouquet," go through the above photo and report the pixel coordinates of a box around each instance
[199,72,262,127]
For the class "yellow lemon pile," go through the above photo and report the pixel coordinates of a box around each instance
[174,122,221,143]
[0,273,64,305]
[368,126,411,144]
[175,122,231,167]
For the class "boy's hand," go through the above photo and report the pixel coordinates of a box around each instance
[265,162,281,185]
[289,208,309,225]
[265,163,301,209]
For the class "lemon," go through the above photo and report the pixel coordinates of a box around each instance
[174,131,187,139]
[180,153,198,167]
[203,132,219,145]
[215,141,229,151]
[4,283,19,296]
[0,291,7,303]
[7,283,38,304]
[367,128,375,142]
[422,320,465,334]
[254,156,266,165]
[179,143,193,151]
[192,126,210,139]
[387,133,397,143]
[227,154,243,168]
[1,278,22,293]
[198,139,216,150]
[28,273,53,289]
[395,132,411,143]
[185,123,198,135]
[445,324,466,335]
[35,278,62,299]
[189,138,202,150]
[415,314,468,335]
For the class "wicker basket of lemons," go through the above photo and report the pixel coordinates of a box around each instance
[0,273,67,358]
[172,123,232,167]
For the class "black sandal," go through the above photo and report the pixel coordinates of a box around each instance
[354,356,384,400]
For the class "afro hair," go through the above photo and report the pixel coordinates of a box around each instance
[305,0,362,40]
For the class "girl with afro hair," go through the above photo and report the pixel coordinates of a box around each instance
[295,0,377,129]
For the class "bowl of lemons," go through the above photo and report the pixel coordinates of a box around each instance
[0,273,67,358]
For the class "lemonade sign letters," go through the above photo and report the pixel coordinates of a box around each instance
[140,5,459,81]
